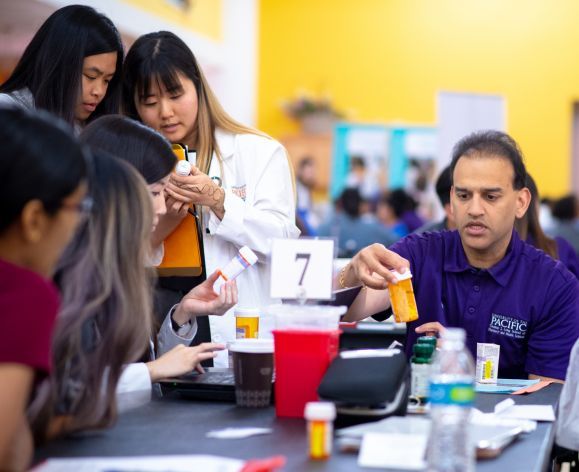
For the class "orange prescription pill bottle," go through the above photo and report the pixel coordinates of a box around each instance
[304,402,336,460]
[235,307,260,339]
[388,270,419,323]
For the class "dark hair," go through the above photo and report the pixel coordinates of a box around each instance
[30,150,154,440]
[552,195,578,221]
[383,189,417,218]
[350,156,365,170]
[80,115,176,183]
[450,130,527,190]
[298,156,314,169]
[0,5,123,126]
[0,108,87,233]
[515,174,558,259]
[122,31,203,123]
[435,165,452,207]
[339,188,362,218]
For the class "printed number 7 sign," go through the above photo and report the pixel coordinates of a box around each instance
[270,238,334,300]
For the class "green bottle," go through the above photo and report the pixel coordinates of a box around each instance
[410,342,435,403]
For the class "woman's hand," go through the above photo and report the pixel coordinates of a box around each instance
[346,243,410,289]
[166,166,225,218]
[172,270,238,325]
[146,343,225,381]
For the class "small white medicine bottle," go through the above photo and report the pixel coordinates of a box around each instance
[213,246,258,294]
[175,160,192,176]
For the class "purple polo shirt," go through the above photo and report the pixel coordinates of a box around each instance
[389,230,579,380]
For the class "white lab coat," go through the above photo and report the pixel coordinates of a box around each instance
[200,129,299,366]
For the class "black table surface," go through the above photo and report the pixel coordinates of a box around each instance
[35,383,562,472]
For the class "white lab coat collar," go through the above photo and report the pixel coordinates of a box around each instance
[214,128,235,161]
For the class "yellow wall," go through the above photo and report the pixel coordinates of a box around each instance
[258,0,579,196]
[123,0,222,41]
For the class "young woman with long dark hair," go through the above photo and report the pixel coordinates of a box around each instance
[30,151,227,441]
[0,5,123,129]
[123,32,299,366]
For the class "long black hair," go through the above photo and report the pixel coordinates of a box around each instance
[0,5,123,126]
[80,115,176,184]
[0,108,87,234]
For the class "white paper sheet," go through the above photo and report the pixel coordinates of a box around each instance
[498,405,556,422]
[33,455,244,472]
[358,432,427,470]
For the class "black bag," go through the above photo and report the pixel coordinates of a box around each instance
[317,349,410,427]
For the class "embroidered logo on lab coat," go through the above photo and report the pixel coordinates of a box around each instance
[231,185,247,201]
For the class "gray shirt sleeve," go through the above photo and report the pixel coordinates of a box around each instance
[156,305,198,357]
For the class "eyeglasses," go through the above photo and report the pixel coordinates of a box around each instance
[60,196,94,217]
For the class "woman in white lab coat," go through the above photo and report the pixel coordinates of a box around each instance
[123,31,300,366]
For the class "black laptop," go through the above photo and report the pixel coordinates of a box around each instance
[159,367,236,402]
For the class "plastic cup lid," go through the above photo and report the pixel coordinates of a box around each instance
[235,307,260,317]
[228,338,273,353]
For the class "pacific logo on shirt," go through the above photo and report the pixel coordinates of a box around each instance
[488,313,528,339]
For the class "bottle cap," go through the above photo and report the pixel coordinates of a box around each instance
[304,401,336,421]
[390,268,412,282]
[235,307,260,317]
[417,336,437,348]
[175,160,192,176]
[413,343,434,358]
[441,327,466,341]
[239,246,258,266]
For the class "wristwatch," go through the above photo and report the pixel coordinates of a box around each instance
[170,307,190,332]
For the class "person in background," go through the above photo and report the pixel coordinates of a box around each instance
[0,5,122,130]
[550,194,579,255]
[29,152,226,442]
[317,188,397,258]
[515,174,578,278]
[0,108,87,470]
[342,131,578,381]
[376,189,424,238]
[414,165,456,233]
[122,31,299,367]
[295,156,319,236]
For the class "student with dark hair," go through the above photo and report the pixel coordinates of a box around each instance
[0,108,87,469]
[80,115,237,379]
[414,165,456,233]
[29,151,225,441]
[81,115,176,263]
[341,130,578,382]
[550,194,579,255]
[318,188,397,258]
[515,175,578,277]
[0,5,123,129]
[122,31,298,366]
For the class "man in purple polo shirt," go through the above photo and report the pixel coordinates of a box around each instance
[342,131,579,381]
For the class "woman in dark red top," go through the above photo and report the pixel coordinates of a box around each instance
[0,108,87,470]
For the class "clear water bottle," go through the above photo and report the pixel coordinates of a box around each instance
[427,328,475,472]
